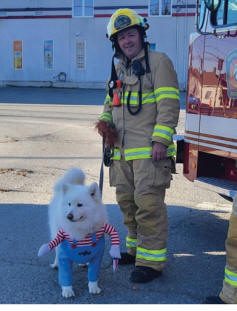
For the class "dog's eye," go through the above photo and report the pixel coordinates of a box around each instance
[68,202,71,207]
[77,203,83,207]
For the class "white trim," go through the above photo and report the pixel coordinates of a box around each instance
[185,132,237,147]
[184,138,237,153]
[185,114,237,140]
[185,113,200,132]
[185,113,237,153]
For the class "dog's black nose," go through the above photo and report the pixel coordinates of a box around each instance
[67,213,74,221]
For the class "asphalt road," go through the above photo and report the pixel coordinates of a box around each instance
[0,86,186,109]
[0,87,232,304]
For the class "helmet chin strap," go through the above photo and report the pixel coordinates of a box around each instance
[144,42,151,73]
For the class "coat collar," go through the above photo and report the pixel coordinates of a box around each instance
[120,48,145,67]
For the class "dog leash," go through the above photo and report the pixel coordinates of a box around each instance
[99,138,113,194]
[98,139,119,272]
[99,138,105,194]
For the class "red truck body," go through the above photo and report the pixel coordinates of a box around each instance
[179,0,237,199]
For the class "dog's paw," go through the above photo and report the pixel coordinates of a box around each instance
[50,262,58,269]
[109,245,121,259]
[50,253,59,269]
[88,281,102,294]
[61,286,75,298]
[50,257,58,269]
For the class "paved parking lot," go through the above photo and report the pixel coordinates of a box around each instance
[0,86,231,304]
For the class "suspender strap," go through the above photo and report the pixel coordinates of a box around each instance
[99,138,105,194]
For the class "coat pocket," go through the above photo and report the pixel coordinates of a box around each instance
[109,162,121,187]
[152,158,172,188]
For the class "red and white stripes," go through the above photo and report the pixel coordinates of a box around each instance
[48,223,120,249]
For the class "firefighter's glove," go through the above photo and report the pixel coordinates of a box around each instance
[152,142,167,161]
[38,243,51,257]
[95,120,118,147]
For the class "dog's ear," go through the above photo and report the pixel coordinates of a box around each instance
[88,182,101,202]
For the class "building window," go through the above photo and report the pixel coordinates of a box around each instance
[76,40,86,69]
[13,40,23,70]
[73,0,94,17]
[149,0,172,16]
[44,40,54,70]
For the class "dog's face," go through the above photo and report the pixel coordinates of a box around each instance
[58,182,107,239]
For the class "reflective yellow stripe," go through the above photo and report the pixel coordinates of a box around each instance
[112,145,176,161]
[153,124,174,141]
[107,87,179,106]
[156,93,180,101]
[111,148,121,160]
[154,87,180,102]
[136,247,167,262]
[126,237,137,248]
[121,91,156,106]
[99,112,113,123]
[154,86,180,95]
[224,268,237,287]
[104,94,112,106]
[167,143,176,157]
[124,147,152,161]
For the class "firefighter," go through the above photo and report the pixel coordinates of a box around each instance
[96,8,180,283]
[205,195,237,304]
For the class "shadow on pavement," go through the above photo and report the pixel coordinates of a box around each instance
[0,86,186,109]
[0,86,106,106]
[0,203,228,304]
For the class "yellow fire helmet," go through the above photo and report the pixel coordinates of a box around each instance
[107,8,149,41]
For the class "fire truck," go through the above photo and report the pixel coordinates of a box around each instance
[177,0,237,200]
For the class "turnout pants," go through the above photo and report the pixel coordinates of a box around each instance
[109,157,172,271]
[219,196,237,304]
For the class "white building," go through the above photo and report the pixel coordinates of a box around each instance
[0,0,196,90]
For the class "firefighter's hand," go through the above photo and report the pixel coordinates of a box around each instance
[95,120,118,147]
[152,142,167,161]
[95,120,108,137]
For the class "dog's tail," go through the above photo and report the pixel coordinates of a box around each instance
[54,168,85,192]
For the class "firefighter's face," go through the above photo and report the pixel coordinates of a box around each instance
[117,27,142,60]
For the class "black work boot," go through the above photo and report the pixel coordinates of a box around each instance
[130,266,162,283]
[204,296,225,304]
[118,252,136,265]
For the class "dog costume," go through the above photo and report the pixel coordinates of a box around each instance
[38,223,120,286]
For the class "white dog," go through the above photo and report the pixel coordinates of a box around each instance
[38,168,120,298]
